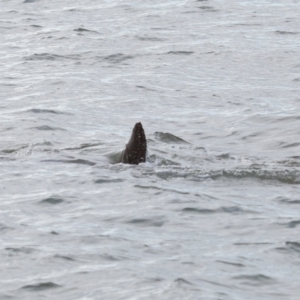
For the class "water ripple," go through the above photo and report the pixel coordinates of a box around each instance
[126,217,166,227]
[232,274,276,286]
[39,196,64,205]
[33,125,67,131]
[21,282,61,291]
[24,53,81,61]
[28,108,71,115]
[42,159,96,166]
[182,206,256,215]
[154,132,189,144]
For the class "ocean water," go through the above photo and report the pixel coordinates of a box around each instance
[1,0,300,299]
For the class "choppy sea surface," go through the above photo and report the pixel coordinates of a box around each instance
[1,0,300,299]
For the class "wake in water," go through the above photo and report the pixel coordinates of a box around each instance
[1,119,299,184]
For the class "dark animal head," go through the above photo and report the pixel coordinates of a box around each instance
[122,122,147,164]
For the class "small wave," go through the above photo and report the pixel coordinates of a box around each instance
[215,153,230,159]
[21,282,61,291]
[54,254,76,261]
[232,274,276,286]
[270,115,300,123]
[233,23,262,27]
[66,8,81,12]
[39,196,64,205]
[136,35,165,41]
[0,157,15,162]
[1,83,17,87]
[33,141,52,147]
[138,166,300,184]
[64,142,103,151]
[286,241,300,253]
[167,51,194,55]
[1,145,28,154]
[278,157,300,168]
[101,53,135,64]
[0,24,16,30]
[174,278,193,286]
[74,27,98,34]
[182,10,200,14]
[182,207,215,214]
[154,132,189,144]
[136,85,156,91]
[33,125,67,131]
[281,142,300,149]
[5,247,35,254]
[0,223,14,233]
[151,27,168,31]
[234,242,272,246]
[148,154,181,166]
[126,216,166,227]
[277,196,300,205]
[155,169,190,180]
[95,178,123,184]
[275,30,299,35]
[43,159,96,166]
[209,169,300,184]
[182,206,255,215]
[199,6,219,12]
[216,260,245,267]
[99,253,126,261]
[278,220,300,228]
[135,184,190,195]
[276,241,300,255]
[28,108,70,115]
[24,53,80,61]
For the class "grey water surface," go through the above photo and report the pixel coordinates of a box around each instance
[1,0,300,299]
